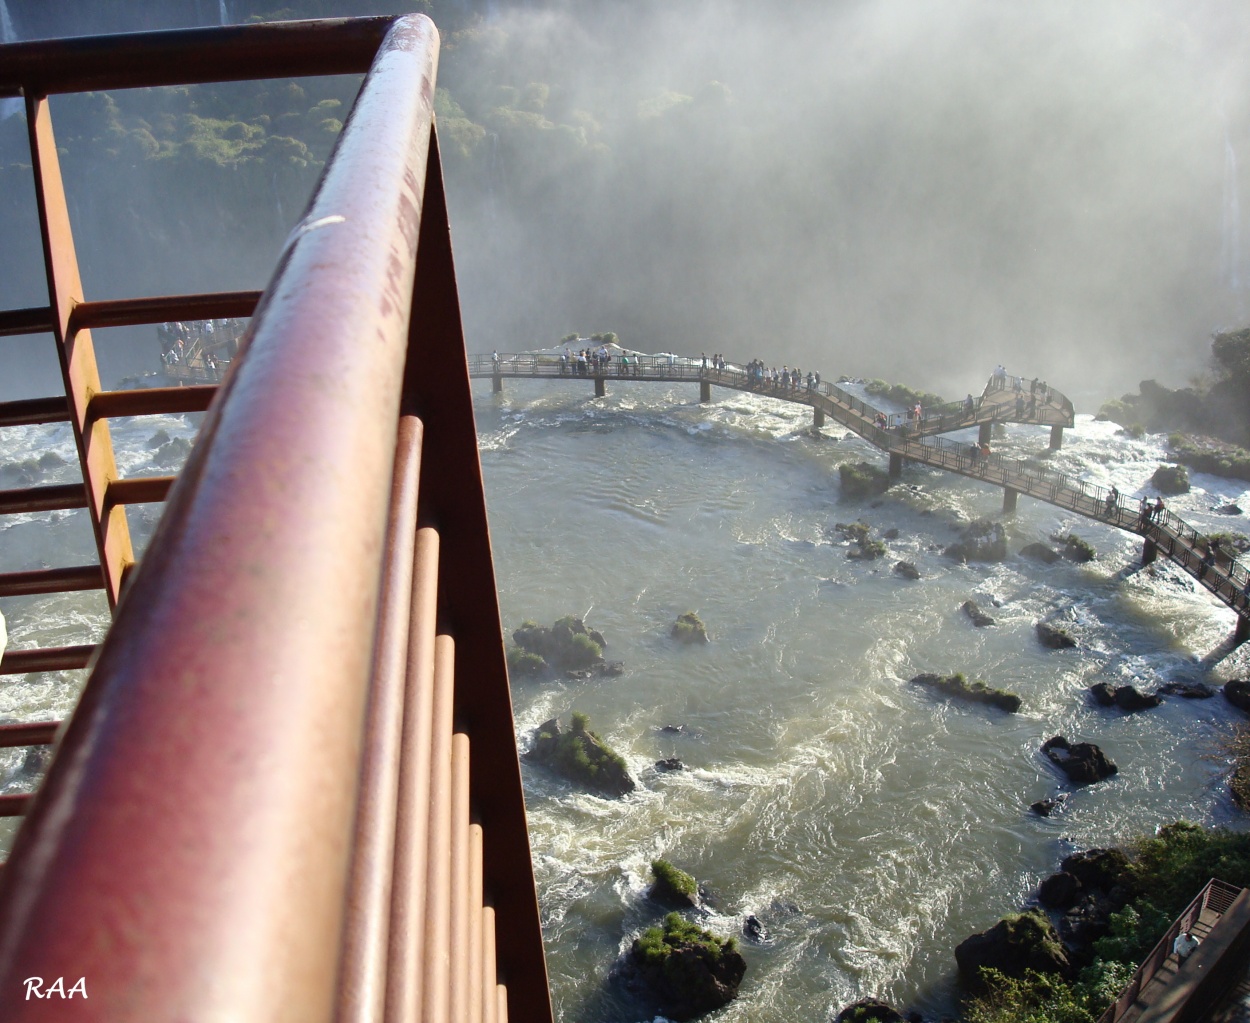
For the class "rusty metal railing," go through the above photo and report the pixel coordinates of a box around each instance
[1097,878,1245,1023]
[0,16,551,1022]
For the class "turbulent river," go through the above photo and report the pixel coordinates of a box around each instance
[1,375,1250,1021]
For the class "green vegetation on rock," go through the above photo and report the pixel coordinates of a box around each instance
[910,672,1021,713]
[839,461,892,499]
[863,379,945,410]
[635,912,737,966]
[650,859,698,906]
[671,611,709,644]
[527,713,635,797]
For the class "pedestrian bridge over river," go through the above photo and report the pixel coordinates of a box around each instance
[471,352,1250,644]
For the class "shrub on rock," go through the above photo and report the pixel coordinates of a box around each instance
[955,909,1071,991]
[672,611,710,644]
[839,461,892,498]
[650,859,698,908]
[910,672,1020,713]
[1062,534,1096,562]
[527,714,636,797]
[1150,464,1191,494]
[945,519,1008,562]
[511,616,607,674]
[626,912,746,1021]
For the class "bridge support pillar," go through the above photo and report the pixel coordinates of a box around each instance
[813,406,825,429]
[1142,537,1158,566]
[888,452,903,478]
[700,380,711,403]
[1049,425,1064,450]
[492,372,503,394]
[594,376,606,398]
[1236,616,1250,646]
[978,421,992,444]
[1003,487,1018,513]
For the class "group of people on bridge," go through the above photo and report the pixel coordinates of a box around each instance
[742,359,821,393]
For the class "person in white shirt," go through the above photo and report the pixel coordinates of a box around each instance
[1173,931,1199,962]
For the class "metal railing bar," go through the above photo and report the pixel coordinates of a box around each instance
[422,631,456,1023]
[469,823,485,1023]
[339,414,424,1023]
[0,644,95,675]
[387,524,440,1023]
[0,17,395,96]
[449,731,472,1023]
[0,306,54,338]
[0,16,443,1021]
[0,721,60,747]
[0,565,103,598]
[0,396,70,428]
[0,796,31,818]
[0,483,88,515]
[105,476,175,507]
[70,291,260,331]
[482,905,498,1023]
[88,386,217,421]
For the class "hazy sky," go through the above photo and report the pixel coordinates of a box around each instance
[2,0,1248,407]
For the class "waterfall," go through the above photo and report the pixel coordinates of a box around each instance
[0,0,22,121]
[1222,129,1242,294]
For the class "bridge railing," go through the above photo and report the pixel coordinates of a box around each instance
[0,17,552,1022]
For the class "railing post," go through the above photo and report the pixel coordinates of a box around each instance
[813,406,824,429]
[700,380,711,403]
[888,452,903,478]
[978,421,992,444]
[1050,424,1064,449]
[1003,487,1018,513]
[1143,537,1158,566]
[594,376,606,398]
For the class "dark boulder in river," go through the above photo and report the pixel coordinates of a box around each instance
[955,909,1071,990]
[1041,736,1118,786]
[835,999,907,1023]
[1036,621,1077,649]
[526,714,635,797]
[893,560,921,580]
[1020,542,1062,564]
[1087,682,1162,712]
[961,599,995,627]
[944,518,1007,562]
[1225,679,1250,714]
[910,672,1020,713]
[620,912,746,1021]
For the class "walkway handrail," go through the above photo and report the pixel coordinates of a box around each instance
[0,17,552,1023]
[1097,878,1245,1023]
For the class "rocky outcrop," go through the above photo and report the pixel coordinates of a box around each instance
[527,714,636,797]
[1030,794,1067,817]
[1225,679,1250,714]
[893,560,921,580]
[1156,681,1215,699]
[1047,849,1133,953]
[655,758,685,772]
[511,616,610,675]
[1150,464,1191,495]
[910,672,1020,713]
[839,461,892,498]
[835,999,907,1023]
[1020,542,1061,564]
[1087,682,1162,712]
[650,859,699,908]
[955,909,1071,991]
[1041,736,1118,786]
[622,912,746,1021]
[1036,621,1077,649]
[671,611,710,644]
[962,600,995,627]
[1038,871,1081,910]
[944,518,1007,562]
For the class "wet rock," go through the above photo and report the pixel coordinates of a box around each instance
[742,915,770,943]
[655,758,685,772]
[1020,542,1062,563]
[151,435,192,468]
[893,561,921,580]
[660,724,687,734]
[1156,681,1215,699]
[621,913,746,1021]
[1225,679,1250,714]
[962,600,995,627]
[146,428,171,450]
[910,672,1020,713]
[955,909,1071,990]
[1038,871,1081,910]
[1060,889,1120,951]
[835,1000,906,1023]
[882,527,901,540]
[512,616,609,675]
[1036,621,1077,649]
[1061,848,1130,891]
[672,611,710,644]
[37,451,66,469]
[650,859,699,908]
[1041,736,1118,786]
[1087,683,1162,712]
[526,714,636,797]
[944,518,1008,562]
[1150,464,1191,495]
[1216,503,1244,515]
[1030,794,1066,817]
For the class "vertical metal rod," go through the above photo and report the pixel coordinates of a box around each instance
[26,94,133,607]
[338,415,424,1023]
[482,905,498,1023]
[497,984,509,1023]
[386,525,440,1023]
[449,732,471,1023]
[420,631,456,1023]
[468,823,484,1023]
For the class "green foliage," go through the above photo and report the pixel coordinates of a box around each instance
[635,913,736,966]
[1092,901,1172,965]
[1168,435,1250,483]
[570,710,590,733]
[963,969,1097,1023]
[1212,327,1250,385]
[1127,822,1250,910]
[651,859,697,897]
[565,632,603,667]
[839,461,892,498]
[863,379,945,409]
[506,646,547,676]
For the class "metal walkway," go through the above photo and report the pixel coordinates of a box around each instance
[472,353,1250,641]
